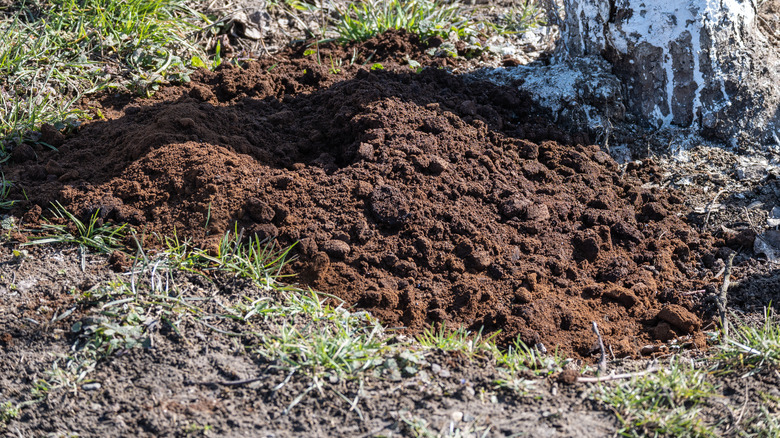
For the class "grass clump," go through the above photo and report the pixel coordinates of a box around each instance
[0,174,16,209]
[197,228,296,286]
[23,202,128,253]
[598,360,716,438]
[417,324,497,358]
[34,230,299,393]
[333,0,475,42]
[489,1,545,35]
[715,307,780,375]
[50,280,154,390]
[255,303,387,377]
[0,0,211,155]
[740,406,780,438]
[417,324,565,391]
[0,401,20,425]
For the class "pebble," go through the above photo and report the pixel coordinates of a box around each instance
[82,382,101,391]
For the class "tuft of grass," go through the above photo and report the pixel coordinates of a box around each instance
[417,324,497,358]
[714,307,780,376]
[0,0,213,155]
[333,0,476,43]
[488,1,545,35]
[23,201,128,253]
[0,401,20,425]
[51,280,153,390]
[31,228,303,394]
[0,174,16,209]
[196,227,297,287]
[740,405,780,438]
[417,325,564,391]
[400,412,492,438]
[598,359,717,438]
[254,297,388,377]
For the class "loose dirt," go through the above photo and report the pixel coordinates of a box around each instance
[4,31,726,360]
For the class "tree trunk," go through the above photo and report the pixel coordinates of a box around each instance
[562,0,779,144]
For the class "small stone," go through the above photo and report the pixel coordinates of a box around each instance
[402,366,418,377]
[82,382,101,391]
[459,386,476,400]
[451,411,464,423]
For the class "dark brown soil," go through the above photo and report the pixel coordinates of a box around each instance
[4,30,722,359]
[1,245,774,438]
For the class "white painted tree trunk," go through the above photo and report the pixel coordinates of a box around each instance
[562,0,779,144]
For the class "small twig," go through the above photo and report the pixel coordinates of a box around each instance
[718,252,736,340]
[704,189,727,228]
[733,380,750,428]
[187,375,267,386]
[577,367,661,383]
[592,321,607,374]
[258,37,278,60]
[272,368,298,392]
[284,381,316,415]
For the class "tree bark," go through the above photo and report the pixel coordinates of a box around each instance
[562,0,780,144]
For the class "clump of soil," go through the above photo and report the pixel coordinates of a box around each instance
[5,31,719,358]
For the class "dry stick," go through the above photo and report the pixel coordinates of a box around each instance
[188,376,267,386]
[592,321,607,374]
[577,367,662,383]
[718,252,736,340]
[704,188,727,228]
[733,380,751,428]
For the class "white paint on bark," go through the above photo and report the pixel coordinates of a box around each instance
[606,1,701,126]
[478,0,778,145]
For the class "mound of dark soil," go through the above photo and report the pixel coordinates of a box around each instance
[5,31,719,358]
